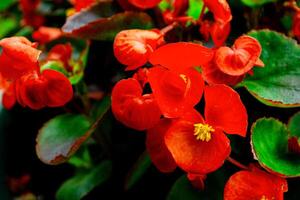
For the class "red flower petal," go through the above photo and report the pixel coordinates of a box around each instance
[132,68,149,88]
[149,42,214,73]
[20,0,44,27]
[202,60,245,86]
[128,0,162,9]
[42,70,73,107]
[16,71,46,109]
[215,36,263,76]
[203,0,232,24]
[2,83,16,110]
[0,37,41,80]
[204,84,247,136]
[165,120,231,174]
[114,29,164,71]
[146,119,177,173]
[148,66,204,118]
[210,22,231,47]
[47,43,73,71]
[32,27,62,44]
[15,70,73,109]
[224,168,288,200]
[187,173,207,190]
[73,0,96,11]
[111,78,161,130]
[293,12,300,40]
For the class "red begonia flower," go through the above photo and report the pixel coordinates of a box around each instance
[203,0,232,24]
[111,78,161,131]
[47,43,73,71]
[32,27,62,44]
[165,118,230,174]
[293,12,300,40]
[15,70,73,109]
[132,68,149,87]
[149,42,214,73]
[146,118,177,173]
[113,29,164,71]
[128,0,162,9]
[164,84,247,174]
[0,37,41,80]
[224,168,288,200]
[215,35,264,76]
[73,0,96,11]
[146,109,203,173]
[148,66,204,118]
[202,58,245,86]
[162,0,190,24]
[204,84,248,136]
[210,21,231,47]
[20,0,44,28]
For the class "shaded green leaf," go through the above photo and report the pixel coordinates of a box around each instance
[0,0,15,11]
[40,60,68,76]
[36,114,93,165]
[56,160,112,200]
[167,168,227,200]
[240,30,300,107]
[187,0,204,20]
[241,0,277,7]
[68,145,92,169]
[251,118,300,177]
[62,1,153,41]
[90,96,111,121]
[0,17,17,38]
[124,151,151,190]
[288,112,300,137]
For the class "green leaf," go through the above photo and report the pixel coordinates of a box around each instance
[0,17,17,38]
[68,145,92,169]
[158,0,171,12]
[0,0,15,11]
[167,168,228,200]
[90,96,111,121]
[56,160,112,200]
[167,175,201,200]
[241,0,277,7]
[288,112,300,137]
[251,118,300,177]
[36,114,93,165]
[187,0,204,20]
[124,151,151,190]
[62,1,153,41]
[240,30,300,107]
[40,60,68,76]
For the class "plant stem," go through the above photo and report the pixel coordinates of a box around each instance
[160,21,178,35]
[227,156,249,170]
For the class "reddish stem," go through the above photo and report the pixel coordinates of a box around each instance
[160,21,178,35]
[284,0,300,12]
[227,156,249,170]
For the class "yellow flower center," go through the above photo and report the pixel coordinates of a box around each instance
[193,123,215,142]
[180,74,188,83]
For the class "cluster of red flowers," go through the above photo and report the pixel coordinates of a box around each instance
[111,0,288,198]
[0,37,73,110]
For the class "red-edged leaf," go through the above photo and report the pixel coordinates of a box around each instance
[62,1,153,41]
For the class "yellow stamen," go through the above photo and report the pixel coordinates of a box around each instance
[180,74,188,83]
[193,123,215,142]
